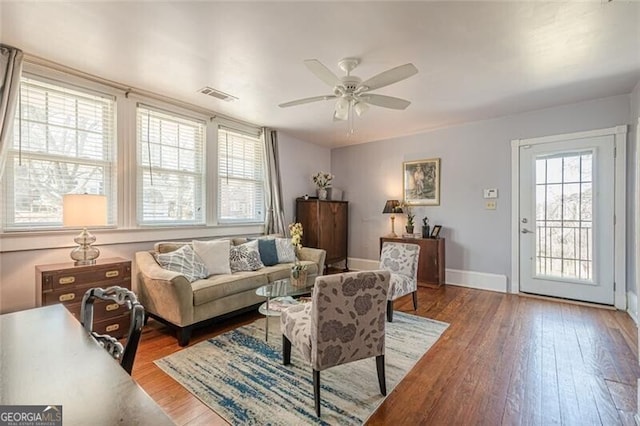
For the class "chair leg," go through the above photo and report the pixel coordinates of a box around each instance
[283,335,292,365]
[313,369,321,417]
[386,300,393,322]
[376,355,387,396]
[412,290,418,310]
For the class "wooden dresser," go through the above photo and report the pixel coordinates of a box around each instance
[379,237,445,287]
[296,198,349,270]
[36,257,132,338]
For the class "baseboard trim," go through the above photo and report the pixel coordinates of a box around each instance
[347,258,507,293]
[445,268,507,293]
[346,257,377,271]
[627,291,638,325]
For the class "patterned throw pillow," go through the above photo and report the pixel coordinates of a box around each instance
[275,238,297,263]
[230,240,265,272]
[155,244,208,283]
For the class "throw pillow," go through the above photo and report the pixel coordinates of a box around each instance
[258,238,279,266]
[155,244,208,283]
[192,239,232,275]
[229,240,265,272]
[275,238,296,263]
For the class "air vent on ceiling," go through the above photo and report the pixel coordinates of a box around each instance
[198,86,238,102]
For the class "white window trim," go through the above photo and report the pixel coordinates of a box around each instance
[0,63,267,252]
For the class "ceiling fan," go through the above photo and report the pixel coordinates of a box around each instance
[279,58,418,121]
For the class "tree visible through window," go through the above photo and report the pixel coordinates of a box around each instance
[4,76,115,229]
[217,128,264,223]
[136,106,205,225]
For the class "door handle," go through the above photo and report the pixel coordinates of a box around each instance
[521,228,533,234]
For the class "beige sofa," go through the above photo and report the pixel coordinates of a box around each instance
[135,238,326,346]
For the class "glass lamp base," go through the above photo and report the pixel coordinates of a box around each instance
[70,228,100,265]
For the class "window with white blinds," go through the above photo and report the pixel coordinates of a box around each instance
[136,106,205,225]
[4,76,115,230]
[218,128,265,223]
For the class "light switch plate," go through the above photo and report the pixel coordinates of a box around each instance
[485,200,497,210]
[483,188,498,199]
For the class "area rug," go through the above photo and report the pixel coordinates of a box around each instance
[155,312,448,425]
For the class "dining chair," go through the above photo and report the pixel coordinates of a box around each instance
[280,270,390,416]
[379,241,420,322]
[81,286,145,375]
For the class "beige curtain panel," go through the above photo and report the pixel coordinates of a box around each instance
[0,44,24,180]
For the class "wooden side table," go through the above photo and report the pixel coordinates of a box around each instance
[380,237,445,287]
[36,257,132,338]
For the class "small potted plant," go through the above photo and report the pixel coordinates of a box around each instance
[422,216,430,238]
[405,207,415,234]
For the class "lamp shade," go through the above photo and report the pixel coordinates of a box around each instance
[63,194,107,227]
[382,199,402,214]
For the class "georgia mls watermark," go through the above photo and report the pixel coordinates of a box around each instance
[0,405,62,426]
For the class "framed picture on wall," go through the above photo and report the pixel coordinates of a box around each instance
[403,158,440,205]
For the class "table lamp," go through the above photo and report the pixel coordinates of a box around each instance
[63,194,107,265]
[382,199,402,238]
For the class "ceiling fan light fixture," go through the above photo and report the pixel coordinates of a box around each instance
[354,101,369,117]
[334,97,350,120]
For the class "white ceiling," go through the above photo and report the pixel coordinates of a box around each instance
[1,1,639,148]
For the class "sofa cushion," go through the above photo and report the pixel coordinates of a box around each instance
[155,244,208,283]
[230,240,264,272]
[191,271,269,306]
[275,238,296,263]
[192,239,232,275]
[258,239,279,266]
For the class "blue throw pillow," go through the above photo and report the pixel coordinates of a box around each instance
[258,238,279,266]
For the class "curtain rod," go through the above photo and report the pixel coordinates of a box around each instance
[23,53,262,130]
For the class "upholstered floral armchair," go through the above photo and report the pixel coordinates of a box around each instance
[379,241,420,322]
[280,270,390,417]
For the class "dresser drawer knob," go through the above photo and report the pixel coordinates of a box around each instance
[59,293,75,302]
[106,303,120,312]
[105,270,119,278]
[106,324,120,332]
[58,276,76,285]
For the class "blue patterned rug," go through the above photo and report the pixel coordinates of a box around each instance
[155,312,448,425]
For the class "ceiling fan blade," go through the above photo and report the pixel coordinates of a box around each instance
[361,94,411,110]
[304,59,341,87]
[359,63,418,91]
[279,95,336,108]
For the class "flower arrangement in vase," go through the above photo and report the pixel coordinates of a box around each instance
[312,172,334,200]
[289,222,308,287]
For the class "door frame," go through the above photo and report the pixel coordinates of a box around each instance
[510,125,627,309]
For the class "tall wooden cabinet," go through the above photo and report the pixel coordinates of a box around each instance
[380,237,445,287]
[296,198,348,270]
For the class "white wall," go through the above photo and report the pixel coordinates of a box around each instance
[332,94,632,286]
[278,131,331,225]
[629,80,640,301]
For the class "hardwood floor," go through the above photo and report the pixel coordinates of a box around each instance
[133,285,639,425]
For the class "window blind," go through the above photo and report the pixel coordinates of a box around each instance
[136,106,205,225]
[217,128,265,223]
[4,76,116,229]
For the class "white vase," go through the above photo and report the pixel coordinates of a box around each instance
[317,188,327,200]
